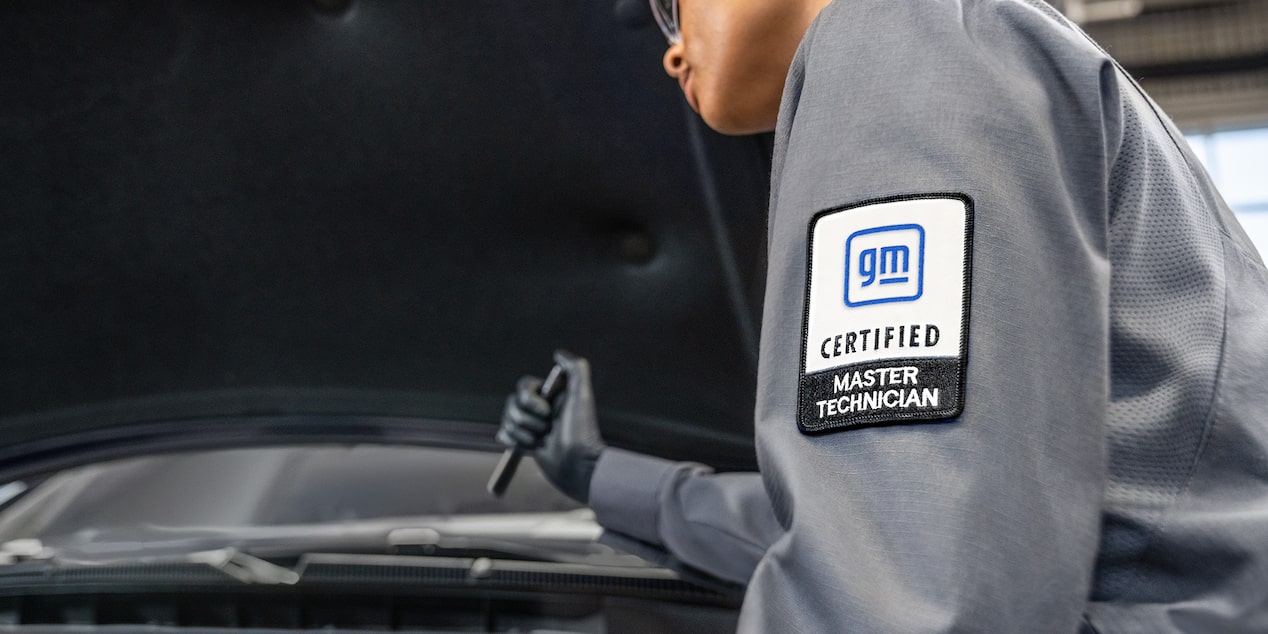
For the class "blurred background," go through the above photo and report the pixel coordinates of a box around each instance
[1058,0,1268,252]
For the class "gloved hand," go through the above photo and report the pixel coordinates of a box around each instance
[497,350,607,504]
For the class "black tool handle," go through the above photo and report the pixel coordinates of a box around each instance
[487,364,566,497]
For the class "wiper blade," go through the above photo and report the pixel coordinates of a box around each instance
[0,541,300,585]
[383,526,635,566]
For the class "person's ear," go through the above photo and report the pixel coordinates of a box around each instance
[663,42,687,77]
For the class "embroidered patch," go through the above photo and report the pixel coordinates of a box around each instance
[798,194,973,434]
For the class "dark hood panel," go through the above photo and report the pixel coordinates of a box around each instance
[0,1,770,470]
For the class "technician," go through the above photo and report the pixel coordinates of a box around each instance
[498,0,1268,630]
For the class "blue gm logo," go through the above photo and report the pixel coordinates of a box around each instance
[845,224,925,307]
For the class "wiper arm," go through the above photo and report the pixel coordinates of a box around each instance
[187,548,299,585]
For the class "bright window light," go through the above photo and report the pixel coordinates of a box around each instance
[1186,129,1268,257]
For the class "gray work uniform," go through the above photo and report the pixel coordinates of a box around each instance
[590,0,1268,631]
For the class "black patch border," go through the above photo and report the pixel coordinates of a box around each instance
[797,193,975,435]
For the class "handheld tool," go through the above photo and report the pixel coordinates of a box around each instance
[487,363,567,496]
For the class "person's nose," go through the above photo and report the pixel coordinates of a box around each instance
[662,42,686,78]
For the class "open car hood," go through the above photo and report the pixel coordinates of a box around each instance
[0,0,771,478]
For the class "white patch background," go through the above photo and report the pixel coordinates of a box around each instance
[805,197,969,374]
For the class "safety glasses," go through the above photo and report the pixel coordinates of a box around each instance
[650,0,681,45]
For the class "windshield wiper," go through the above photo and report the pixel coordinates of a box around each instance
[187,548,300,585]
[0,511,648,571]
[0,512,743,602]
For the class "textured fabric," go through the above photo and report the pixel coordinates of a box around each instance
[587,0,1268,630]
[1085,51,1268,631]
[1095,69,1229,600]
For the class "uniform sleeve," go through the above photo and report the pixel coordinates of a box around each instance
[741,0,1119,631]
[587,448,784,585]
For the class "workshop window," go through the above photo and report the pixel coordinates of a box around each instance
[1187,128,1268,257]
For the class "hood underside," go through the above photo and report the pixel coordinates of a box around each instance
[0,0,772,475]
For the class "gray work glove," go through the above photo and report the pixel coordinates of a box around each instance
[497,350,607,504]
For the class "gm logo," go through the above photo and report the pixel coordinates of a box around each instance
[844,224,925,307]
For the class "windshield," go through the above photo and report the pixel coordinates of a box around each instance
[0,447,742,632]
[0,445,581,544]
